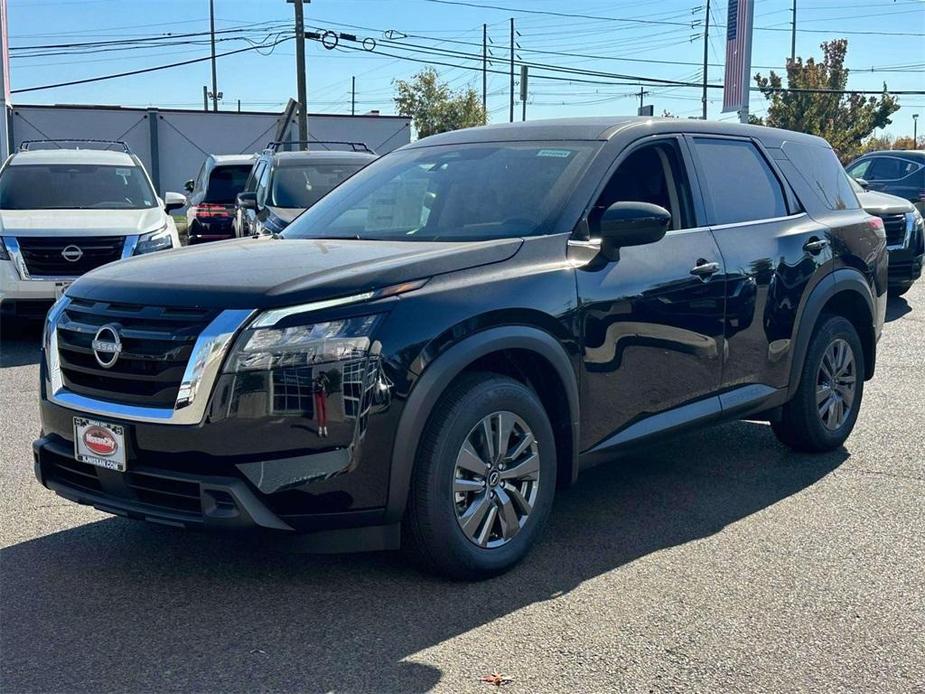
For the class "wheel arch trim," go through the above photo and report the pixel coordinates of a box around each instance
[385,326,580,523]
[788,267,876,395]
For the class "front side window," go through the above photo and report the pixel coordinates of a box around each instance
[846,158,873,179]
[0,164,156,210]
[590,139,695,234]
[204,164,252,204]
[270,162,366,209]
[693,138,789,225]
[283,142,600,242]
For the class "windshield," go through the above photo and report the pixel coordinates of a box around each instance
[0,164,156,210]
[282,142,600,242]
[271,162,367,208]
[204,164,252,204]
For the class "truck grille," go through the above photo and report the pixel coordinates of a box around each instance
[56,298,217,408]
[876,213,906,246]
[17,236,125,277]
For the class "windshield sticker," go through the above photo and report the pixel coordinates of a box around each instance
[537,149,572,158]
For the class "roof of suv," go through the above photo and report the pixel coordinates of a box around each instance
[9,149,137,166]
[208,154,256,166]
[404,116,830,149]
[270,150,377,164]
[854,150,925,162]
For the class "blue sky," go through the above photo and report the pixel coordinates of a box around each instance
[7,0,925,137]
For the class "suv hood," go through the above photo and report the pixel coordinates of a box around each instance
[857,190,913,216]
[68,236,523,309]
[0,207,165,237]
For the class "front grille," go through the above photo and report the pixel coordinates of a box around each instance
[17,236,124,277]
[125,471,202,514]
[57,298,216,407]
[876,213,906,246]
[47,456,103,495]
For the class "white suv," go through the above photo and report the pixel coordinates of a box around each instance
[0,141,185,319]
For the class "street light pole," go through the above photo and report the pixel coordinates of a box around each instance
[209,0,218,111]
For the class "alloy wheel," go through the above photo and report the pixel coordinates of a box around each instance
[816,337,857,431]
[452,410,540,548]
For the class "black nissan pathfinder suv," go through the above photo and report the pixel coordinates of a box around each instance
[35,118,887,579]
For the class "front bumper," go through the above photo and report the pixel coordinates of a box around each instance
[887,220,924,287]
[0,259,59,305]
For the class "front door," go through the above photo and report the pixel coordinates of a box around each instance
[575,137,725,451]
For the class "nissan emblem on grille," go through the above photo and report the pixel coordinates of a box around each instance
[60,245,84,262]
[91,324,123,369]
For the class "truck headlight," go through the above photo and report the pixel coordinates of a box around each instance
[225,313,382,373]
[907,209,923,232]
[134,226,174,255]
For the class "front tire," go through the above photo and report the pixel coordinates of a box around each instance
[772,314,865,453]
[403,373,557,580]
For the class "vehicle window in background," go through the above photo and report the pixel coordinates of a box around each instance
[846,158,873,179]
[243,160,266,194]
[868,157,919,181]
[204,164,252,204]
[283,142,600,242]
[271,163,364,208]
[0,164,156,209]
[782,140,859,210]
[693,138,789,224]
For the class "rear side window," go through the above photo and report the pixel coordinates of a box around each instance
[782,140,860,211]
[693,138,789,225]
[868,156,920,181]
[204,164,252,203]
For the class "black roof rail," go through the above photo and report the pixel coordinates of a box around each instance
[18,139,133,154]
[264,140,375,154]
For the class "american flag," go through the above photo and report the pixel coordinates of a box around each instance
[722,0,754,114]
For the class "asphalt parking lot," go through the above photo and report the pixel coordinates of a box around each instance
[1,286,923,694]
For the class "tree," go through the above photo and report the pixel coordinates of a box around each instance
[394,68,486,139]
[752,40,899,162]
[857,134,923,154]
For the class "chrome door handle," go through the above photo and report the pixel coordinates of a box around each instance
[690,261,720,277]
[803,238,829,254]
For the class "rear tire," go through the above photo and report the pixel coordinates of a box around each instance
[403,373,556,580]
[772,315,864,453]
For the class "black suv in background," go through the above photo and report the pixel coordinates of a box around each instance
[853,179,923,297]
[35,118,887,579]
[234,142,376,236]
[846,150,925,214]
[184,154,255,244]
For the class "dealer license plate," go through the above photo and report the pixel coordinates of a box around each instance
[73,417,127,472]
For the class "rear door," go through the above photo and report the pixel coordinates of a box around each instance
[574,135,726,451]
[687,135,831,394]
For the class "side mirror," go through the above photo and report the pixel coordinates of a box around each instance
[237,191,258,210]
[164,191,187,212]
[184,178,195,193]
[598,201,671,259]
[854,177,870,190]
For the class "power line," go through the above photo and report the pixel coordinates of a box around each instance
[422,0,925,37]
[11,36,293,94]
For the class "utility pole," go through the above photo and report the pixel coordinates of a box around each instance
[202,85,209,111]
[914,114,919,149]
[237,99,241,112]
[209,0,218,111]
[638,87,646,112]
[351,76,356,116]
[289,0,309,149]
[790,0,797,62]
[482,24,488,115]
[509,18,515,123]
[701,0,710,120]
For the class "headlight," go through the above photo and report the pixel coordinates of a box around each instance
[907,209,923,231]
[134,225,174,255]
[225,313,382,373]
[0,237,9,261]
